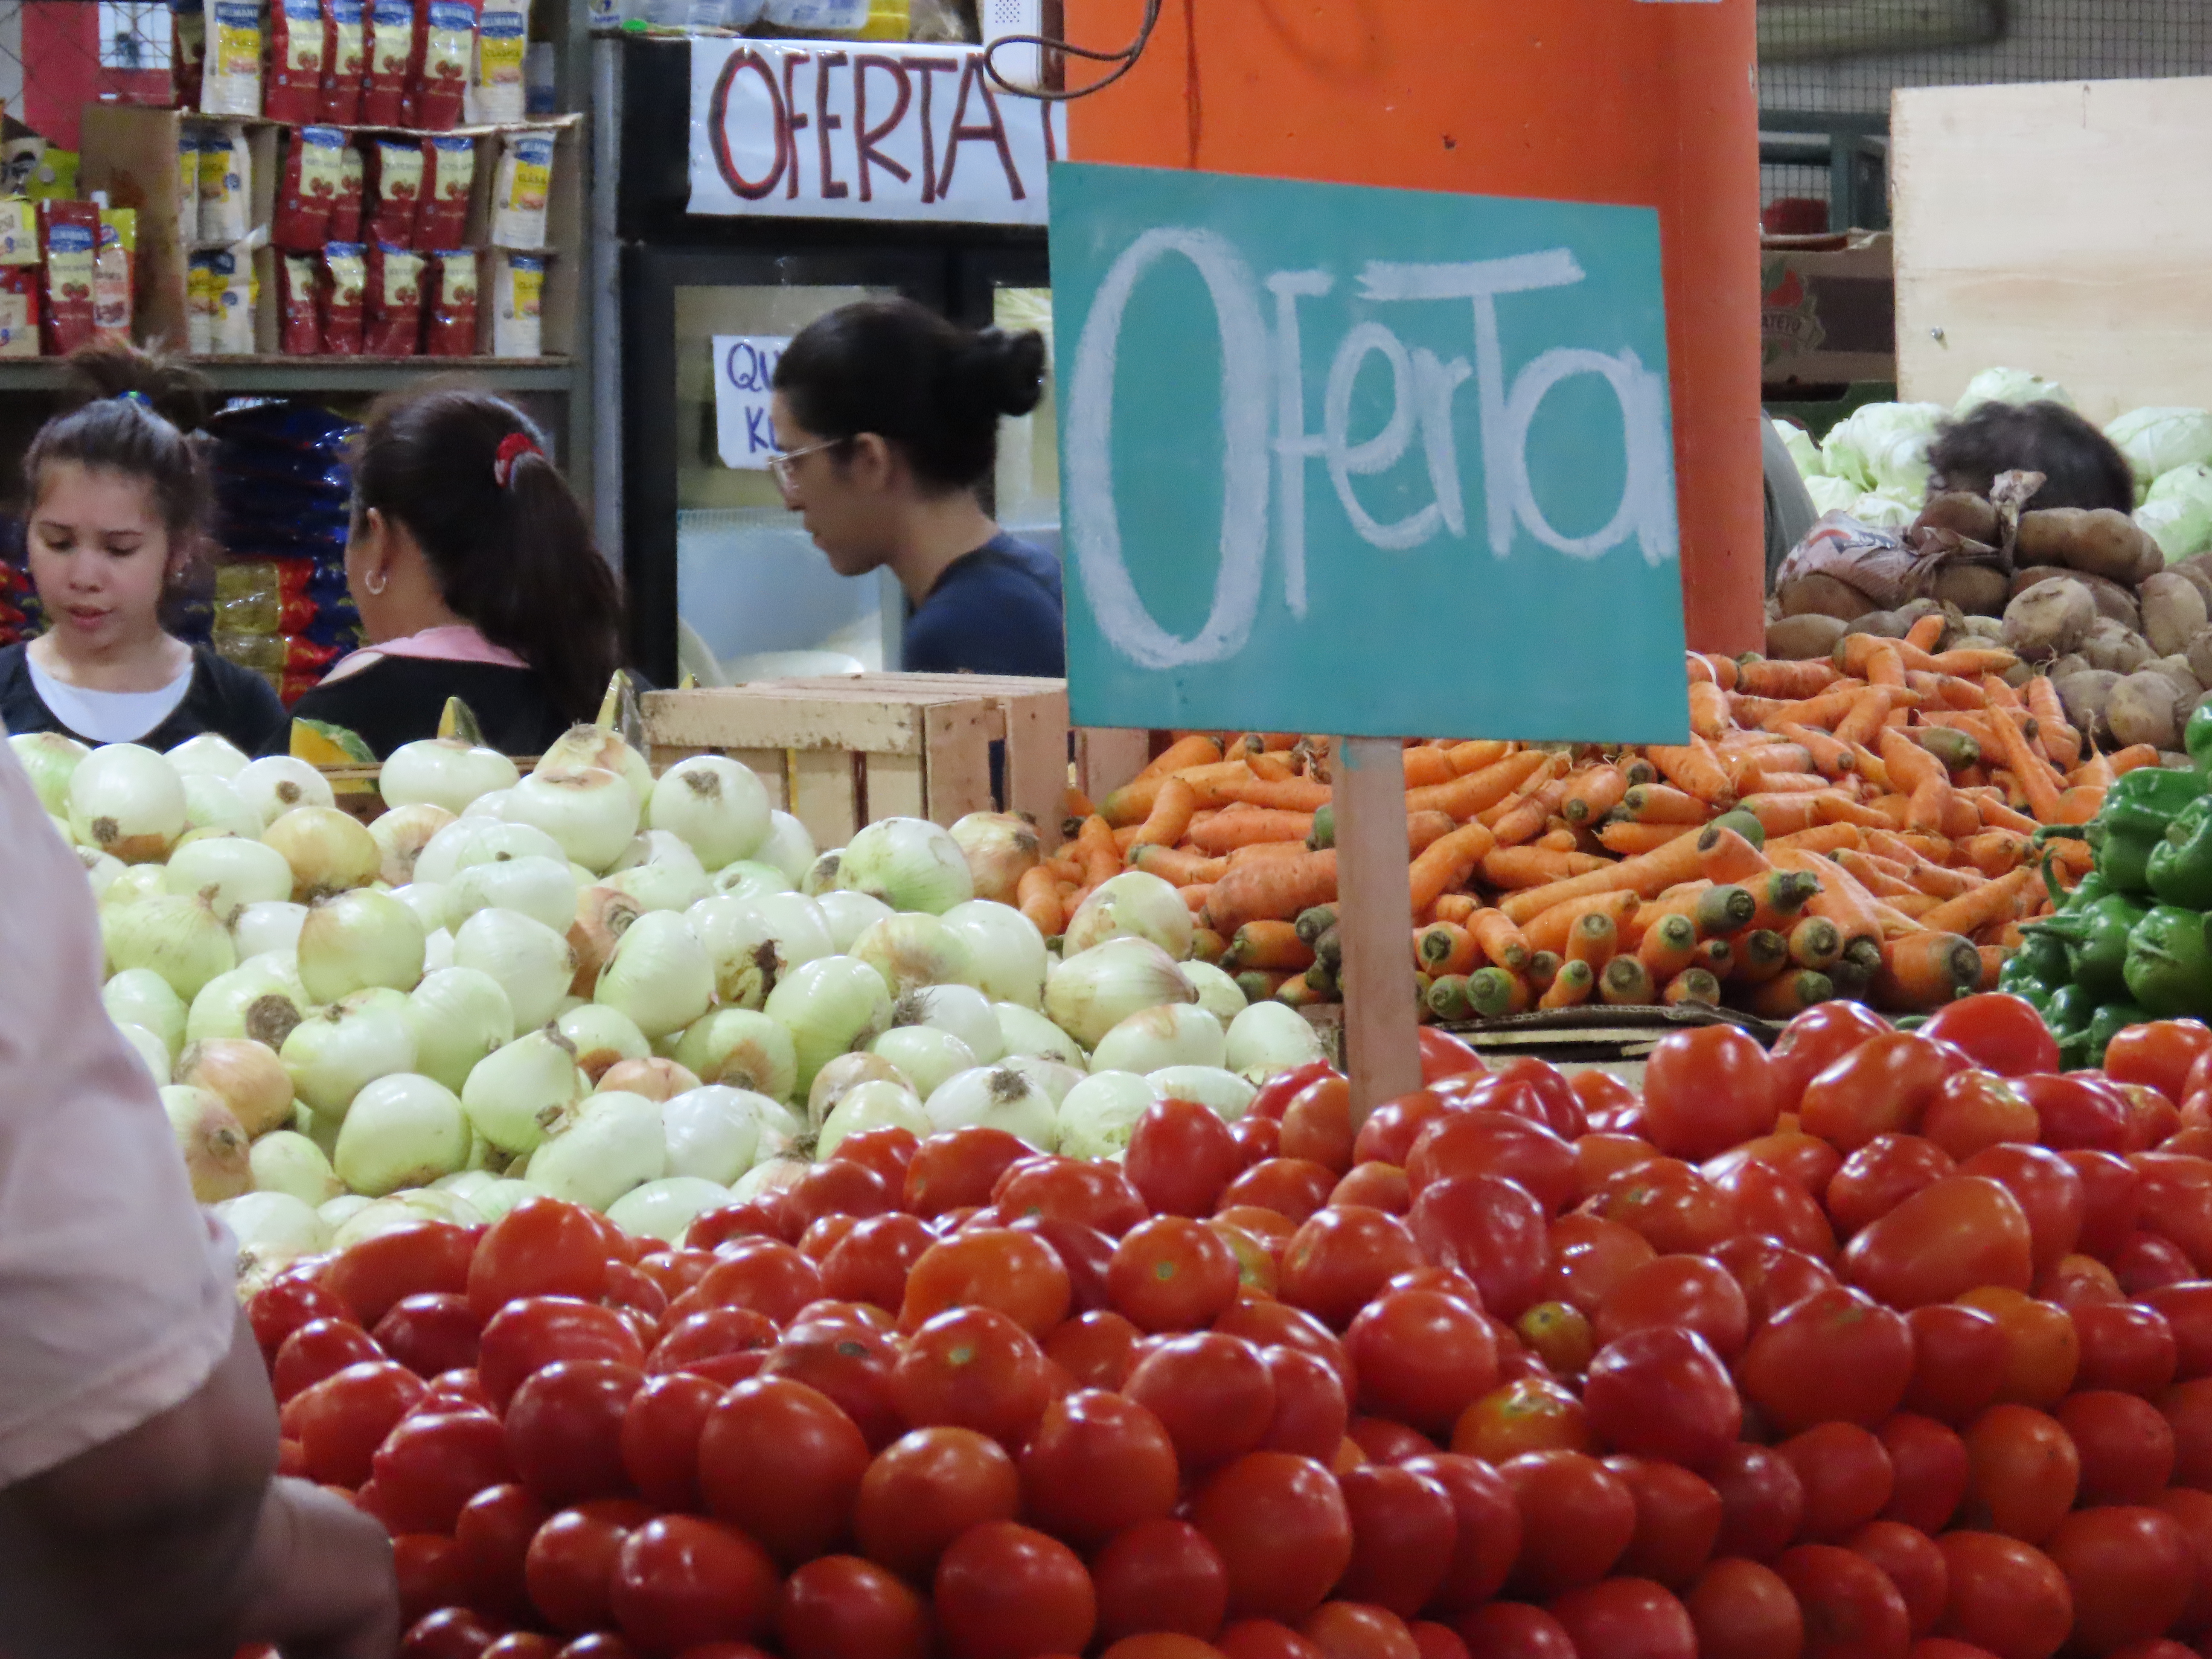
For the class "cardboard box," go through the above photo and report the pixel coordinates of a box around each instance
[1761,230,1895,391]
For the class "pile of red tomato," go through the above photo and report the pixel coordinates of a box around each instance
[245,996,2212,1659]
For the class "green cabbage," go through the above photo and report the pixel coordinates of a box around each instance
[1850,492,1918,533]
[2105,408,2212,498]
[1955,367,2074,416]
[2138,463,2212,561]
[1773,419,1824,480]
[1805,476,1860,516]
[1821,402,1946,501]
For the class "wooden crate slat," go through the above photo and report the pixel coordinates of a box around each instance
[789,748,862,848]
[869,751,928,822]
[644,688,938,754]
[922,701,996,826]
[1004,692,1071,849]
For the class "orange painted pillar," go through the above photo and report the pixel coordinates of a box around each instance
[1065,0,1765,656]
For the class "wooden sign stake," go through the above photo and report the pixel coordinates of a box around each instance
[1333,736,1423,1121]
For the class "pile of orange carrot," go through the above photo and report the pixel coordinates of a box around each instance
[1028,614,2133,1021]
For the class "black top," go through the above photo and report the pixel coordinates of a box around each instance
[903,533,1066,678]
[283,656,576,760]
[0,642,290,752]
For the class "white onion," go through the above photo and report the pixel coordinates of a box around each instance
[538,726,654,811]
[896,983,1004,1064]
[766,955,895,1093]
[450,854,579,934]
[186,963,305,1048]
[335,1073,470,1195]
[103,892,235,999]
[280,988,417,1119]
[570,885,644,997]
[854,912,978,997]
[1147,1064,1257,1121]
[1225,1001,1327,1081]
[870,1025,976,1100]
[753,811,816,885]
[233,900,309,958]
[670,1008,798,1100]
[381,739,520,815]
[68,743,186,862]
[600,1057,702,1101]
[163,1083,251,1201]
[594,911,713,1037]
[75,844,125,899]
[465,788,515,820]
[949,812,1042,905]
[688,894,832,1010]
[924,1065,1059,1150]
[709,860,793,902]
[461,1024,586,1153]
[408,966,516,1089]
[942,899,1050,1010]
[1065,871,1194,961]
[1093,1003,1226,1075]
[101,865,166,908]
[649,756,771,869]
[818,1079,930,1158]
[611,829,709,879]
[424,928,456,974]
[1057,1070,1159,1160]
[262,807,381,903]
[995,1001,1086,1067]
[808,1051,914,1129]
[1046,937,1197,1049]
[250,1129,341,1205]
[391,882,459,936]
[176,1037,294,1136]
[505,766,640,873]
[804,853,844,895]
[733,1156,809,1204]
[1001,1054,1086,1107]
[1183,960,1249,1025]
[559,1003,651,1081]
[332,1190,482,1249]
[434,1169,497,1198]
[602,861,711,914]
[114,1020,171,1083]
[816,889,894,952]
[370,803,458,887]
[469,1179,549,1222]
[528,1090,666,1211]
[607,1176,732,1243]
[837,817,974,915]
[215,1191,329,1269]
[454,906,577,1030]
[181,774,263,838]
[103,967,186,1061]
[166,732,250,780]
[233,755,335,827]
[319,1192,375,1231]
[413,818,567,888]
[12,730,88,814]
[661,1085,777,1183]
[298,890,428,1003]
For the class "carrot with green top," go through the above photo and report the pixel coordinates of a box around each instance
[1416,921,1480,978]
[1916,864,2038,937]
[1874,932,1982,1010]
[1469,965,1534,1018]
[1523,889,1642,958]
[1746,969,1834,1019]
[1697,824,1772,885]
[1469,908,1532,972]
[1566,911,1618,967]
[1637,910,1700,979]
[1563,765,1629,825]
[1426,975,1475,1022]
[1408,822,1497,918]
[1663,966,1723,1007]
[1205,849,1339,933]
[1497,824,1711,924]
[1234,968,1293,1002]
[1624,783,1713,824]
[1787,914,1843,971]
[1737,658,1842,699]
[1224,920,1315,972]
[1648,739,1737,807]
[1539,958,1595,1010]
[1600,821,1697,857]
[1600,956,1653,1007]
[1744,868,1822,934]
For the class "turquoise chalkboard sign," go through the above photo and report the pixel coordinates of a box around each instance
[1049,163,1691,744]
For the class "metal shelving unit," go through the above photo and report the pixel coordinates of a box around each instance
[0,356,577,394]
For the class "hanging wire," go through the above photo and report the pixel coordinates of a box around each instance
[983,0,1164,101]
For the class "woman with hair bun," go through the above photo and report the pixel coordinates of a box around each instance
[771,299,1062,676]
[286,387,627,757]
[0,342,288,751]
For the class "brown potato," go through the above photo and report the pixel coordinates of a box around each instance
[2000,576,2096,661]
[1765,614,1848,661]
[2015,508,2086,567]
[1930,565,2009,616]
[2055,669,2119,739]
[2109,671,2183,751]
[2080,616,2157,675]
[1913,492,2001,545]
[2060,509,2164,586]
[1778,572,1878,622]
[2141,571,2209,658]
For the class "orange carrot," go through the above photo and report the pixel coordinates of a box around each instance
[1416,921,1480,978]
[1864,645,1906,688]
[1761,683,1866,733]
[1189,809,1317,855]
[1538,958,1595,1010]
[1128,844,1228,886]
[1736,659,1842,699]
[1787,914,1844,970]
[1638,910,1700,979]
[1204,850,1339,934]
[1447,739,1513,775]
[1129,775,1197,853]
[1775,722,1858,778]
[1136,733,1223,780]
[1765,823,1863,855]
[1904,613,1945,653]
[1927,647,2021,677]
[2024,675,2081,770]
[1648,740,1737,807]
[2107,745,2160,777]
[1481,847,1610,889]
[1835,849,1920,898]
[1248,750,1297,783]
[1565,911,1618,967]
[1839,633,1938,676]
[1663,967,1723,1007]
[1409,811,1458,857]
[1563,765,1629,826]
[1874,932,1982,1010]
[1738,795,1827,838]
[1624,783,1714,825]
[1074,814,1121,886]
[1961,830,2030,878]
[1432,894,1479,926]
[1747,770,1831,796]
[1524,889,1643,958]
[1409,824,1498,917]
[1113,824,1144,853]
[1409,751,1551,821]
[1189,926,1225,962]
[1697,824,1772,885]
[1218,776,1333,813]
[1689,680,1732,741]
[1099,761,1251,826]
[1498,829,1711,924]
[1916,865,2038,937]
[1771,848,1881,948]
[1402,745,1456,789]
[1745,969,1834,1019]
[1600,821,1697,857]
[1016,865,1063,937]
[1183,885,1213,914]
[1973,793,2039,835]
[1490,775,1578,848]
[1981,697,2064,823]
[1469,909,1532,972]
[1535,827,1580,853]
[1976,946,2007,992]
[1832,688,1894,749]
[1225,920,1316,972]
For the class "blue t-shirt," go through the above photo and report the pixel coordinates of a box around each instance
[903,533,1065,677]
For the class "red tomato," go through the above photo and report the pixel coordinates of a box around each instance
[327,1221,477,1330]
[393,1532,468,1627]
[1345,1289,1499,1439]
[1845,1521,1947,1638]
[1798,1034,1955,1153]
[2116,1232,2199,1295]
[469,1198,611,1321]
[1467,1059,1586,1140]
[933,1520,1096,1659]
[1357,1092,1454,1169]
[1220,1159,1341,1224]
[2136,1154,2212,1275]
[1278,1207,1425,1332]
[478,1297,646,1412]
[1193,1452,1357,1624]
[1904,1304,2009,1424]
[2056,1390,2177,1504]
[648,1306,777,1380]
[1774,1543,1910,1659]
[1578,1159,1735,1257]
[1109,1216,1243,1333]
[2105,1020,2212,1103]
[251,1276,353,1361]
[1955,1289,2081,1408]
[891,1305,1051,1449]
[456,1484,551,1623]
[1707,1445,1808,1563]
[1545,1578,1696,1659]
[1713,1156,1839,1262]
[1878,1413,1970,1535]
[1125,1331,1277,1471]
[687,1201,788,1254]
[1449,1604,1576,1659]
[1921,1071,2041,1162]
[1399,1454,1521,1615]
[2145,1282,2212,1381]
[832,1123,920,1185]
[1708,1132,1845,1202]
[1961,1405,2080,1544]
[524,1499,653,1634]
[1923,995,2059,1079]
[696,1377,870,1565]
[1407,1175,1548,1322]
[1406,1113,1578,1213]
[1092,1519,1230,1642]
[1301,1602,1420,1659]
[2072,1301,2181,1396]
[1595,1255,1751,1359]
[1712,1237,1839,1332]
[375,1292,485,1379]
[1770,1000,1894,1106]
[1253,1062,1344,1123]
[1930,1531,2071,1659]
[1281,1076,1358,1173]
[1450,1377,1593,1464]
[1535,1215,1658,1316]
[1010,1214,1117,1314]
[1263,1346,1352,1461]
[288,1359,427,1487]
[759,1318,902,1451]
[2044,1506,2195,1653]
[1333,1164,1413,1215]
[899,1228,1072,1337]
[905,1127,1033,1217]
[1349,1416,1439,1466]
[1842,1176,2036,1309]
[617,1371,722,1511]
[1499,1450,1637,1599]
[1127,1097,1249,1217]
[850,1425,1019,1578]
[1641,1025,1782,1161]
[273,1318,385,1404]
[1606,1456,1723,1589]
[774,1557,932,1659]
[1781,1421,1894,1542]
[1959,1146,2085,1276]
[997,1157,1150,1238]
[1048,1308,1145,1391]
[1825,1135,1958,1239]
[2065,1150,2142,1258]
[2016,1075,2131,1154]
[1582,1327,1741,1469]
[1683,1557,1805,1659]
[401,1608,507,1659]
[817,1212,934,1314]
[1418,1027,1484,1083]
[373,1408,513,1534]
[608,1516,779,1652]
[1216,1299,1356,1396]
[1335,1464,1458,1616]
[1739,1286,1915,1434]
[1019,1388,1180,1548]
[504,1359,642,1507]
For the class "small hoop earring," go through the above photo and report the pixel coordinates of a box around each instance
[363,571,388,597]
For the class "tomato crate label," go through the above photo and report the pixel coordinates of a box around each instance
[1049,162,1691,744]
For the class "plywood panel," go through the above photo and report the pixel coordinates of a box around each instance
[1894,77,2212,425]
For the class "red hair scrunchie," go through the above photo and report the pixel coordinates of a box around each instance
[493,430,542,488]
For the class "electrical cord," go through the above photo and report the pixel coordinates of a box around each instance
[982,0,1164,100]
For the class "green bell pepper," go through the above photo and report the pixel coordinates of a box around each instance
[2063,872,2112,913]
[2045,981,2097,1041]
[2023,893,2147,1004]
[2189,701,2212,774]
[2007,929,2070,987]
[2151,795,2212,911]
[2090,766,2207,895]
[2125,904,2212,1020]
[2088,998,2153,1058]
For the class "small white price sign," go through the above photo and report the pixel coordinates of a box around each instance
[713,334,791,470]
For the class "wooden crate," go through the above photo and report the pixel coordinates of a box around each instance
[643,674,1140,853]
[1894,77,2212,423]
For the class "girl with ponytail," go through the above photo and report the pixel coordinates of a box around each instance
[288,387,625,757]
[770,299,1061,676]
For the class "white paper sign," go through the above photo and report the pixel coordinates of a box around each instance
[688,38,1060,224]
[713,334,790,469]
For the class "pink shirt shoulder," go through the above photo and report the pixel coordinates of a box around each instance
[0,741,236,1489]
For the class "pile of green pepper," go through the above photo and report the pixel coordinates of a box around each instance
[2003,708,2212,1065]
